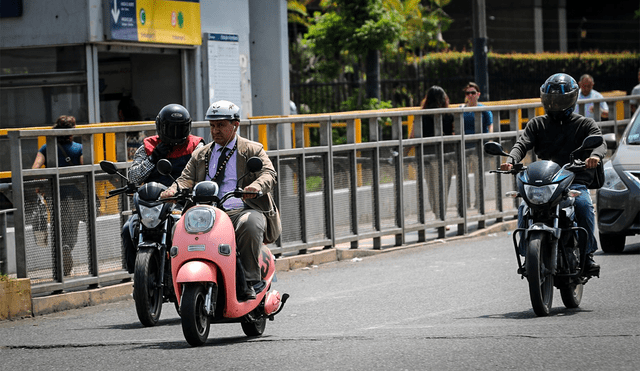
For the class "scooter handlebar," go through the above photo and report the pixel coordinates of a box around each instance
[107,184,135,198]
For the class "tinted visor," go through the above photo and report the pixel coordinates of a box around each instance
[540,88,578,113]
[159,121,190,145]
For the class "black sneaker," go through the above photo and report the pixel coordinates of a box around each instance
[585,253,600,276]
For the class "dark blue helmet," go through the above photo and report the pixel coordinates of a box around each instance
[540,73,579,121]
[155,104,192,146]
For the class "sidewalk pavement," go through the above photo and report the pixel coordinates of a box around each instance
[24,220,516,318]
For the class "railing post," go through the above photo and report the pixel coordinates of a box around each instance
[82,133,99,280]
[392,115,404,246]
[457,112,468,236]
[346,119,359,249]
[319,118,334,249]
[370,116,382,249]
[8,131,27,278]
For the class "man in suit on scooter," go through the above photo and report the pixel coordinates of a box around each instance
[160,100,281,300]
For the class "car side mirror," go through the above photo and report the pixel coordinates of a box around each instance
[603,133,617,151]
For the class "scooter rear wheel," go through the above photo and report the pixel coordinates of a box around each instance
[181,284,210,346]
[133,248,162,327]
[241,317,266,337]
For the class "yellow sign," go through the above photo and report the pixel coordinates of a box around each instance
[137,0,201,45]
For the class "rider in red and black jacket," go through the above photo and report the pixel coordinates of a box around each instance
[129,104,204,187]
[122,104,204,273]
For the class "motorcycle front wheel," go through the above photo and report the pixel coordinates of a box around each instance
[560,283,583,309]
[133,247,163,326]
[526,231,554,316]
[181,284,210,347]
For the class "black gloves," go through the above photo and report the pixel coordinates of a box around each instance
[149,142,172,164]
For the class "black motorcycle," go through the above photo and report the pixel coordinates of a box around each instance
[484,135,603,316]
[100,160,180,326]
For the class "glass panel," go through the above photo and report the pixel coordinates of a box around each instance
[0,46,85,75]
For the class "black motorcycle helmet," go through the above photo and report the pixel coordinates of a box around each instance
[155,104,192,146]
[540,73,579,121]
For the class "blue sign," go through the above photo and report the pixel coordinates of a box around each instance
[109,0,138,41]
[208,33,239,42]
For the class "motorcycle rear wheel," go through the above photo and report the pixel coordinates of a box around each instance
[560,283,583,309]
[241,317,266,337]
[181,284,210,347]
[133,248,163,327]
[526,232,554,316]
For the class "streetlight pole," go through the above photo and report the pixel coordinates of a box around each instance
[472,0,489,101]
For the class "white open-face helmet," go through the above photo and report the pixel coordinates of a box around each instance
[205,100,240,121]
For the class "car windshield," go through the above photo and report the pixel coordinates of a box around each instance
[628,115,640,144]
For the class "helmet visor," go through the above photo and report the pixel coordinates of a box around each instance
[540,89,578,113]
[160,122,190,145]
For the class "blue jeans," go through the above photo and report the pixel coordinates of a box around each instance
[517,184,598,255]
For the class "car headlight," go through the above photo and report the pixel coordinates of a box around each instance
[139,204,163,228]
[524,184,557,205]
[623,171,640,189]
[184,207,215,233]
[601,162,627,191]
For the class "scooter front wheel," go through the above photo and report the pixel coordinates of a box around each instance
[181,284,210,346]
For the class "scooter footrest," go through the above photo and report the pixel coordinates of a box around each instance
[253,280,267,294]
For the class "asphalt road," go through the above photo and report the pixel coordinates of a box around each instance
[1,231,639,371]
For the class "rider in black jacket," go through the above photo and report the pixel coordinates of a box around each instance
[500,73,606,274]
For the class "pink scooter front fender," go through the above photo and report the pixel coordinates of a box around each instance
[175,261,218,305]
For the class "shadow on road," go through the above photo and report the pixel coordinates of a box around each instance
[100,316,182,330]
[478,307,592,320]
[132,335,271,350]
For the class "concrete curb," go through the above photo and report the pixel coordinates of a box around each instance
[31,282,133,316]
[26,220,518,317]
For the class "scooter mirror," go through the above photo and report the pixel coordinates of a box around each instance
[247,157,263,173]
[99,160,118,175]
[484,141,509,157]
[579,135,604,151]
[156,159,173,176]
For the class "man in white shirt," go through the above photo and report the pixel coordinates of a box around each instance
[575,74,609,120]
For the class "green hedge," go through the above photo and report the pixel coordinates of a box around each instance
[291,52,640,113]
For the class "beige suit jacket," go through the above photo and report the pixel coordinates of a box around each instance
[170,135,281,243]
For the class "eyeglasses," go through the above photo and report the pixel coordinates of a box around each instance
[464,91,477,96]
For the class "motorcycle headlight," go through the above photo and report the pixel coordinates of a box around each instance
[601,162,628,191]
[185,207,215,234]
[524,184,558,205]
[139,204,164,228]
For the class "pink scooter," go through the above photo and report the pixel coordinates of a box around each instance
[157,158,288,347]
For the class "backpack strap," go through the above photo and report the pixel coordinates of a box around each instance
[56,143,74,165]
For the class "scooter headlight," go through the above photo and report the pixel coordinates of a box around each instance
[184,207,215,233]
[524,184,558,205]
[139,204,164,228]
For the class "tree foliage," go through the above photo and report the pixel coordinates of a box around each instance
[302,0,403,80]
[294,0,453,82]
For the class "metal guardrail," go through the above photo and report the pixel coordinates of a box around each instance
[3,94,636,295]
